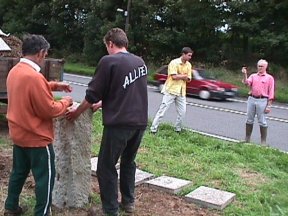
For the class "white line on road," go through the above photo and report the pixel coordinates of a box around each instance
[149,85,288,111]
[64,80,288,123]
[61,80,287,152]
[229,98,288,110]
[64,73,92,80]
[187,102,288,123]
[185,128,240,143]
[65,81,88,87]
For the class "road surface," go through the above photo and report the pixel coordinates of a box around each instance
[54,73,288,152]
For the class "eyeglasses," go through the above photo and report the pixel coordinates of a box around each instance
[258,65,264,67]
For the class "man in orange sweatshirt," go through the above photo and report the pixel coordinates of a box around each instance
[4,34,73,216]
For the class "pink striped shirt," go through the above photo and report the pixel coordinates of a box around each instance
[245,72,274,100]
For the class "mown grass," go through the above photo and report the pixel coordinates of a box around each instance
[64,62,96,76]
[1,112,288,215]
[64,62,288,103]
[90,112,288,216]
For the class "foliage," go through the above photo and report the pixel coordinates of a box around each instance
[1,0,288,73]
[0,0,50,35]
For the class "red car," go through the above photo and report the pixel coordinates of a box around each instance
[153,65,238,100]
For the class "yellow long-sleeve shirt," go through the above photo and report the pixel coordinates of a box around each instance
[6,61,70,147]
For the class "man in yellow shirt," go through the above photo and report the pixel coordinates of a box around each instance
[150,47,193,133]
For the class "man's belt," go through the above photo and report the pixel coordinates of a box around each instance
[250,94,268,99]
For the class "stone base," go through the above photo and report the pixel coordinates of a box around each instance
[145,176,192,194]
[117,168,154,186]
[185,186,236,210]
[91,157,120,176]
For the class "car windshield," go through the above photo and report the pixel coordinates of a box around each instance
[193,70,204,80]
[193,70,214,80]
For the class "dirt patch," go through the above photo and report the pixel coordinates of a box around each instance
[0,150,12,184]
[236,168,268,188]
[0,121,219,216]
[0,117,8,136]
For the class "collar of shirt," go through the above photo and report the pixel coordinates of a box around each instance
[20,58,41,72]
[257,72,266,76]
[174,57,186,65]
[119,51,129,54]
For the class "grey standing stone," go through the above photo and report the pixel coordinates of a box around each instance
[52,108,93,208]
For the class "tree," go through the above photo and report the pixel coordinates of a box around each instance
[221,0,288,67]
[1,0,287,69]
[0,0,51,36]
[47,0,90,56]
[181,0,225,64]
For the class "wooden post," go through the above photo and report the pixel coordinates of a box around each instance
[125,0,132,33]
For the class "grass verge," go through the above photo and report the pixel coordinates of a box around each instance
[1,112,287,215]
[64,62,95,76]
[90,112,288,215]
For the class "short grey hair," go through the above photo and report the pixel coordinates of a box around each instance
[257,59,268,66]
[22,34,50,56]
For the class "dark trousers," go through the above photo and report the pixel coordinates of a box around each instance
[96,127,145,215]
[5,144,55,216]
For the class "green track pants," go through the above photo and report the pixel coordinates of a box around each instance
[5,144,55,216]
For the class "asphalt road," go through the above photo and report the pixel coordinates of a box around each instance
[55,73,288,152]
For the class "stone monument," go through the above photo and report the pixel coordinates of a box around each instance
[52,107,93,208]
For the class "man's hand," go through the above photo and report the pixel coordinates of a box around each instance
[241,66,248,84]
[171,74,189,81]
[264,103,272,114]
[91,101,102,112]
[65,99,92,121]
[241,67,247,74]
[62,96,73,106]
[57,82,72,92]
[182,74,189,81]
[264,107,271,114]
[66,106,81,121]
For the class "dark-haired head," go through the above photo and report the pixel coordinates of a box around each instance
[103,28,128,49]
[22,34,50,56]
[181,47,193,55]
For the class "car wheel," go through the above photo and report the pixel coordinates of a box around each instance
[199,90,210,100]
[158,84,164,92]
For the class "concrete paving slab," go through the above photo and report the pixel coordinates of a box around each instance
[145,176,192,194]
[117,169,154,186]
[91,157,120,176]
[90,157,98,176]
[185,186,236,210]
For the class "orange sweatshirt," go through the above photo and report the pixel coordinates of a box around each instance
[6,62,71,147]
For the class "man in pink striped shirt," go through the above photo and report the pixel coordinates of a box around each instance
[241,59,274,146]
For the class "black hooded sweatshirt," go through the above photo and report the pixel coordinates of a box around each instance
[85,52,148,129]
